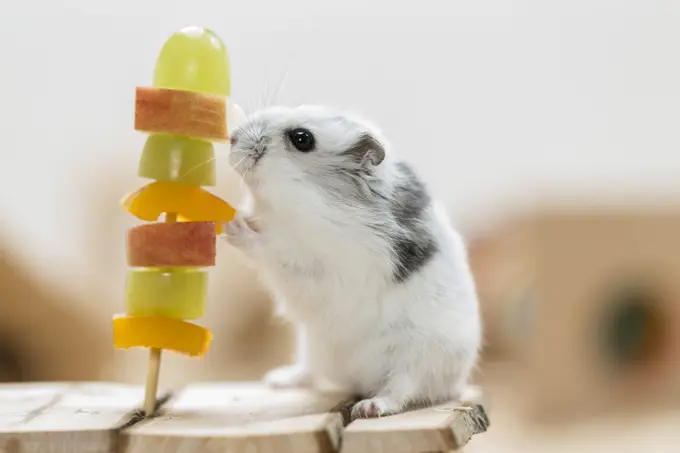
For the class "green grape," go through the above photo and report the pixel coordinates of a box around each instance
[126,268,208,320]
[138,134,216,186]
[153,26,230,96]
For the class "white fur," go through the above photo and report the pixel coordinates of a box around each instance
[226,105,482,419]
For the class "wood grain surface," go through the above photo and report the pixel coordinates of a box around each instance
[0,381,489,453]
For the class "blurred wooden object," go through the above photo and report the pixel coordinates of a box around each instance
[467,218,534,360]
[469,207,680,420]
[1,382,488,453]
[0,347,22,383]
[466,362,680,453]
[0,242,111,382]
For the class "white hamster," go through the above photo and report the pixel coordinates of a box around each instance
[225,105,482,419]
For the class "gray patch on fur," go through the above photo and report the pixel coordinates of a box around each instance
[313,135,390,205]
[307,149,437,284]
[297,132,437,283]
[389,162,438,283]
[305,135,390,208]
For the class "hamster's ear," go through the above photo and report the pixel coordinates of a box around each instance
[345,134,386,168]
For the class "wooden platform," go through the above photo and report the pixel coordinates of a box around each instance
[0,382,488,453]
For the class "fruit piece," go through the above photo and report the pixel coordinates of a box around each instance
[176,215,223,235]
[127,222,216,267]
[227,100,247,136]
[112,315,211,357]
[138,135,216,186]
[153,26,230,96]
[121,181,235,231]
[125,268,208,319]
[135,87,227,141]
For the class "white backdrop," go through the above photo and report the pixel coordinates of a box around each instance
[2,0,680,277]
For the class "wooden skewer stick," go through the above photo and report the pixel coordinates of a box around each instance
[143,347,162,415]
[142,211,177,416]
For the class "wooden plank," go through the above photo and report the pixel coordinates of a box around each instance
[120,382,351,453]
[1,382,490,453]
[0,382,145,453]
[341,400,489,453]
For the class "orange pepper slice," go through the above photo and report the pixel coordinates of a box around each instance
[121,181,235,234]
[112,314,211,357]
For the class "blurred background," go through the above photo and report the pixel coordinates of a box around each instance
[2,0,680,451]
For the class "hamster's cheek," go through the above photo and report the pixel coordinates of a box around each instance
[254,153,303,190]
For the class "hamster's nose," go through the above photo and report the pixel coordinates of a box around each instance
[229,135,238,146]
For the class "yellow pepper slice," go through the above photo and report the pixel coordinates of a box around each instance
[112,314,211,357]
[121,181,235,233]
[126,268,208,319]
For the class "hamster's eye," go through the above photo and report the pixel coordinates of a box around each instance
[287,128,316,152]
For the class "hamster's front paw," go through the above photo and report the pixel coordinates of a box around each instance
[223,213,258,250]
[264,364,314,389]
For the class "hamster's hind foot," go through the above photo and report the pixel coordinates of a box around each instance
[350,397,396,419]
[263,364,315,389]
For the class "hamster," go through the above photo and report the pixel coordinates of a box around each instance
[225,105,482,419]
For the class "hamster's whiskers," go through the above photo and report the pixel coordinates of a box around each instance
[269,71,288,107]
[243,70,289,115]
[236,117,259,143]
[230,154,251,173]
[240,159,255,183]
[228,152,256,190]
[179,153,229,179]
